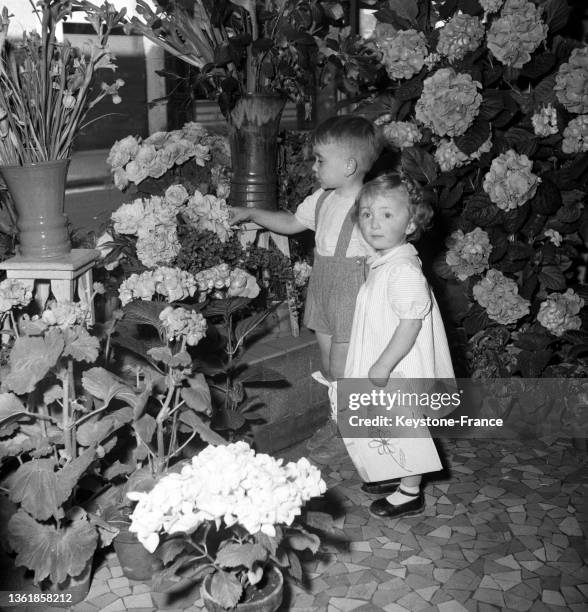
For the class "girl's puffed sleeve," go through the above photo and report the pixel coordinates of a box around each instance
[386,262,432,319]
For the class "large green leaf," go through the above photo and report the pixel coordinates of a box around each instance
[4,332,64,394]
[134,414,156,445]
[178,412,227,446]
[56,448,97,505]
[9,458,61,521]
[122,300,167,331]
[62,327,100,363]
[402,147,437,184]
[7,510,98,584]
[0,393,27,429]
[286,531,320,554]
[209,570,243,609]
[181,373,212,414]
[538,265,567,290]
[543,0,571,33]
[215,542,268,569]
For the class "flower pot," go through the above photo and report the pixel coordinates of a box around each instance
[201,565,283,612]
[228,95,286,211]
[35,559,92,607]
[0,159,71,259]
[107,510,160,581]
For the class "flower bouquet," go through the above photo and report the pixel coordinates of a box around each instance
[0,0,126,164]
[127,441,333,610]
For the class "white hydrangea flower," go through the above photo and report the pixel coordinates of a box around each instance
[183,191,233,242]
[435,136,492,172]
[0,279,33,313]
[159,306,207,346]
[483,149,540,210]
[127,442,326,553]
[415,68,482,137]
[473,269,530,325]
[480,0,504,13]
[382,121,422,149]
[446,228,492,280]
[437,14,485,62]
[377,29,428,80]
[562,115,588,154]
[543,229,562,246]
[293,261,312,287]
[537,289,584,336]
[554,46,588,114]
[111,199,145,235]
[531,104,558,137]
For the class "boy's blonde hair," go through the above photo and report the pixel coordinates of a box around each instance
[354,172,434,241]
[312,115,382,175]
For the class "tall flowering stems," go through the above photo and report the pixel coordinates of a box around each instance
[0,1,126,164]
[366,0,588,377]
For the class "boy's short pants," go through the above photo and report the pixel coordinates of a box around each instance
[303,253,367,343]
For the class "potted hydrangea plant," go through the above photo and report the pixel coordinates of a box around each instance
[126,441,333,611]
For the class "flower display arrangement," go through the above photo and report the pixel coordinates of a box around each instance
[127,441,334,609]
[0,275,229,589]
[125,0,380,115]
[363,0,588,379]
[0,0,126,164]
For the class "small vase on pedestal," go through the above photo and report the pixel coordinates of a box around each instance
[0,159,71,259]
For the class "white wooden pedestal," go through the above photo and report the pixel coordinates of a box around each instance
[0,249,100,324]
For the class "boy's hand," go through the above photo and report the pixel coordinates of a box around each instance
[229,206,252,225]
[368,361,391,387]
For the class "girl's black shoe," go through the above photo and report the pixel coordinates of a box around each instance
[369,492,424,518]
[360,478,400,495]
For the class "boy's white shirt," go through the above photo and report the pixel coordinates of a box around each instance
[294,189,374,257]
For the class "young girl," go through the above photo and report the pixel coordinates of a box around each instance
[343,173,455,519]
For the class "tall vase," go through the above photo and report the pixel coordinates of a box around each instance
[0,159,71,259]
[228,94,286,211]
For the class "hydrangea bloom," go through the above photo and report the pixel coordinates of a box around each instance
[483,149,540,210]
[434,136,492,172]
[473,269,531,325]
[164,184,189,208]
[111,200,145,235]
[562,115,588,154]
[487,0,548,68]
[480,0,503,13]
[382,121,422,149]
[377,29,428,80]
[183,191,232,242]
[437,14,484,62]
[41,300,90,329]
[127,442,326,552]
[159,306,207,346]
[537,289,584,336]
[543,229,562,247]
[119,267,197,306]
[107,122,213,188]
[195,264,232,297]
[136,225,181,268]
[531,104,558,137]
[293,261,312,287]
[227,269,260,299]
[554,47,588,114]
[0,279,32,313]
[445,228,492,280]
[415,68,482,137]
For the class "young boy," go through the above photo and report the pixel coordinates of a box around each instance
[230,115,381,382]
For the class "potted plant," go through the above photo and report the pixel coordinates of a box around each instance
[0,287,124,602]
[0,0,126,258]
[126,440,335,611]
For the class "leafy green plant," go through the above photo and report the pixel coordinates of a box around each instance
[359,0,588,377]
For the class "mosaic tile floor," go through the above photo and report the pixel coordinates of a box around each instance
[14,428,588,612]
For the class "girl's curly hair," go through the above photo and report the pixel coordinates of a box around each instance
[353,172,433,241]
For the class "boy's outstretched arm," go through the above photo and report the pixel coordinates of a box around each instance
[230,206,308,235]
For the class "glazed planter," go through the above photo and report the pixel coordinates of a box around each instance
[107,509,159,581]
[201,565,283,612]
[0,159,71,259]
[228,94,286,211]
